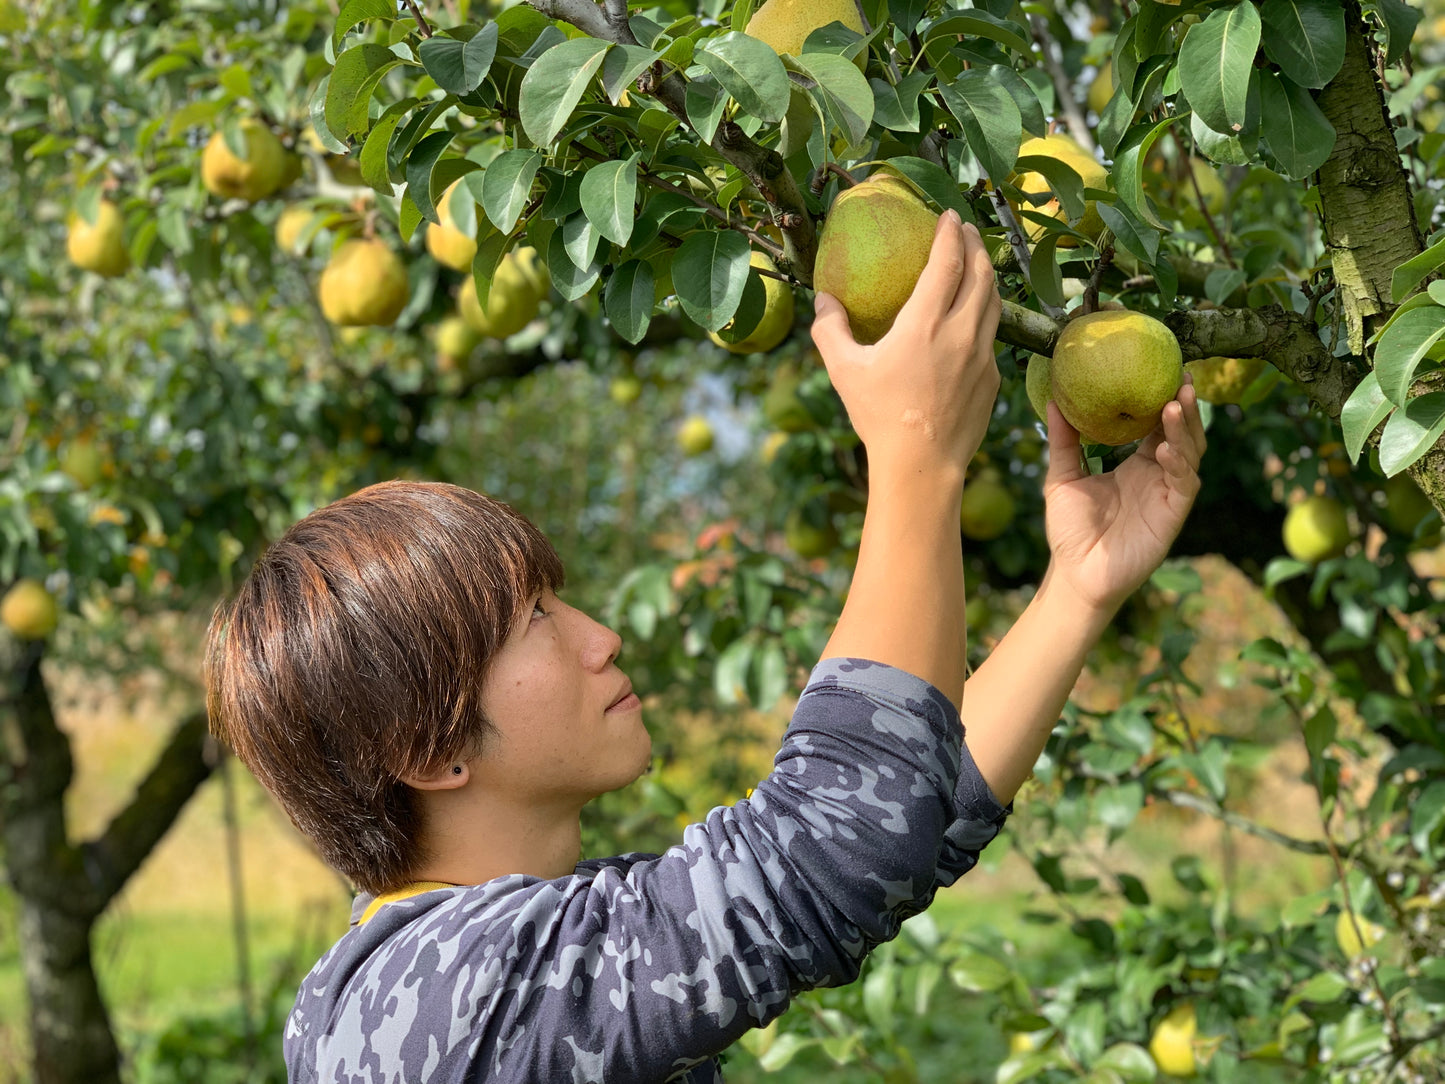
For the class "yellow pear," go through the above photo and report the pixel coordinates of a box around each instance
[1011,133,1109,244]
[960,469,1016,540]
[1184,356,1265,405]
[1149,1003,1198,1078]
[274,205,318,256]
[318,239,410,327]
[426,181,478,272]
[760,431,789,464]
[66,199,129,277]
[708,252,795,354]
[609,376,643,405]
[1,579,59,641]
[1050,310,1183,445]
[458,254,541,339]
[745,0,865,66]
[1283,495,1351,563]
[201,119,286,203]
[515,244,551,301]
[1087,64,1113,115]
[60,437,106,488]
[677,415,715,456]
[813,171,939,345]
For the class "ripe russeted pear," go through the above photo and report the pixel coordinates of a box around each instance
[745,0,864,64]
[66,199,129,277]
[813,171,939,345]
[708,252,795,354]
[318,239,410,327]
[1050,310,1183,445]
[201,119,286,203]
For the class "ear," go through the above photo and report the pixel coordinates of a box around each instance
[400,761,471,791]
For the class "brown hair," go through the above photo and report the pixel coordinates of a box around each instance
[204,480,564,895]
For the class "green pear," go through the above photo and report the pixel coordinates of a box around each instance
[1184,356,1266,405]
[746,0,865,65]
[761,363,813,433]
[709,252,795,354]
[813,171,939,345]
[1050,310,1182,445]
[1382,475,1439,543]
[1025,353,1052,423]
[959,469,1016,541]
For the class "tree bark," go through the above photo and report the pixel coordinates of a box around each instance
[0,639,219,1084]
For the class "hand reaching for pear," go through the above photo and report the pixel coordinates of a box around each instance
[1040,375,1206,616]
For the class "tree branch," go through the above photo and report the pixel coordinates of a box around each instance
[402,0,434,38]
[1027,14,1094,152]
[1162,790,1331,856]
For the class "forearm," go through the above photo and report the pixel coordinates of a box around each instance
[960,564,1115,804]
[820,464,968,711]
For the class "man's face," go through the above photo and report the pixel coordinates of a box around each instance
[472,589,651,809]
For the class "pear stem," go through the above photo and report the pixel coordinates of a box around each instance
[401,0,434,38]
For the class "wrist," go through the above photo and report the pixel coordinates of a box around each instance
[1035,565,1119,638]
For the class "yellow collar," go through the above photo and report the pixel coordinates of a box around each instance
[357,881,458,926]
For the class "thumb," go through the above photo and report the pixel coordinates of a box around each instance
[809,292,859,369]
[1045,400,1088,487]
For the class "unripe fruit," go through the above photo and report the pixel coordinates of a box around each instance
[960,470,1016,540]
[677,415,714,456]
[1051,310,1182,445]
[708,252,795,354]
[609,376,643,405]
[458,254,541,339]
[1,579,59,641]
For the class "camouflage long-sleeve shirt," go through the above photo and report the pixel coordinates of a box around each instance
[285,658,1010,1083]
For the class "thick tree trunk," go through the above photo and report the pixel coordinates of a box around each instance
[1,639,218,1084]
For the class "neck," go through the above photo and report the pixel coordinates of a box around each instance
[406,789,584,886]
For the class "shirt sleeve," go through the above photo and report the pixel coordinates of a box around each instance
[302,658,1010,1084]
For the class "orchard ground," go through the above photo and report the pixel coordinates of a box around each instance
[4,551,1440,1083]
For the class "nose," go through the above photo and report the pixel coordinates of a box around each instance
[577,608,623,672]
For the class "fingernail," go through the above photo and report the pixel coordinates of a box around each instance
[944,209,961,227]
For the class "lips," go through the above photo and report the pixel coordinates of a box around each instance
[606,679,634,710]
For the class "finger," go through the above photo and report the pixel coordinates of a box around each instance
[1156,440,1201,500]
[1178,376,1208,455]
[1044,400,1087,486]
[810,292,859,369]
[1162,398,1201,473]
[893,210,967,332]
[952,223,998,320]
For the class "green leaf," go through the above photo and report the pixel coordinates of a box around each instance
[685,74,729,144]
[1178,1,1261,136]
[871,72,930,133]
[562,212,602,272]
[881,158,975,221]
[1411,780,1445,851]
[1380,391,1445,477]
[1371,0,1422,64]
[333,0,397,52]
[1113,112,1184,228]
[990,64,1048,139]
[1191,108,1255,166]
[793,51,875,147]
[1261,0,1346,88]
[1391,235,1445,302]
[1304,707,1337,760]
[750,641,788,710]
[948,952,1013,993]
[579,154,640,246]
[1432,281,1445,306]
[1095,1043,1158,1083]
[1341,372,1395,463]
[1258,69,1337,180]
[1013,154,1087,225]
[1376,304,1445,405]
[1296,971,1349,1002]
[694,31,791,122]
[1206,268,1247,306]
[922,10,1032,55]
[359,102,412,192]
[604,260,655,344]
[481,149,543,233]
[404,130,455,223]
[546,225,604,301]
[1030,233,1064,312]
[714,637,753,705]
[672,230,752,331]
[469,226,510,310]
[518,36,612,146]
[1097,200,1161,266]
[936,67,1022,181]
[757,1033,817,1072]
[326,44,405,138]
[418,24,498,95]
[1094,782,1145,832]
[602,44,661,104]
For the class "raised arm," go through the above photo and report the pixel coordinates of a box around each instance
[810,210,1002,708]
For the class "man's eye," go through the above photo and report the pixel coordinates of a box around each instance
[532,598,549,619]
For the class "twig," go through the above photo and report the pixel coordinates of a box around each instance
[1178,133,1234,265]
[1081,244,1114,315]
[1027,14,1095,153]
[402,0,434,37]
[982,169,1066,320]
[811,162,857,193]
[1161,790,1330,855]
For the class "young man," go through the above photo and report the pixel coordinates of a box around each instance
[206,210,1206,1083]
